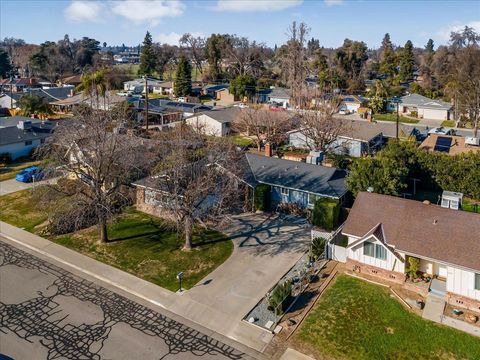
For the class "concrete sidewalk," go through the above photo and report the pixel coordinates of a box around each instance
[0,177,59,196]
[0,221,272,356]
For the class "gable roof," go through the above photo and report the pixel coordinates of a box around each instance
[343,192,480,272]
[0,117,58,146]
[400,93,452,110]
[245,153,347,198]
[193,107,241,124]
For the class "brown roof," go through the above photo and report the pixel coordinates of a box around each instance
[419,134,480,156]
[61,75,82,84]
[343,192,480,271]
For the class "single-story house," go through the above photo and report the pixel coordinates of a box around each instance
[341,192,480,311]
[58,75,82,87]
[0,93,21,109]
[244,153,348,209]
[185,107,240,137]
[419,134,480,156]
[214,88,235,104]
[258,87,292,108]
[123,78,171,94]
[388,94,454,121]
[288,119,384,157]
[135,99,212,119]
[0,116,57,159]
[203,84,229,98]
[0,78,38,93]
[341,95,367,113]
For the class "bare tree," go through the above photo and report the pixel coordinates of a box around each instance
[298,99,349,152]
[152,126,245,250]
[232,108,294,151]
[180,33,206,77]
[39,105,156,243]
[278,21,310,108]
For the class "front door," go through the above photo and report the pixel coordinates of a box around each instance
[437,264,448,279]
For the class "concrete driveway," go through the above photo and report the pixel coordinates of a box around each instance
[0,177,58,196]
[169,213,311,351]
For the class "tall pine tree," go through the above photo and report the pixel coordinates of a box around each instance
[139,31,156,76]
[379,33,397,79]
[174,55,192,97]
[399,40,415,82]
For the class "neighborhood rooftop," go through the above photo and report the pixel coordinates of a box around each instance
[245,153,347,198]
[343,192,480,272]
[400,93,452,110]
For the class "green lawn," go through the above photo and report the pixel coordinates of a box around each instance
[293,275,480,360]
[373,113,420,124]
[0,189,233,292]
[0,158,43,182]
[441,120,456,128]
[229,135,254,147]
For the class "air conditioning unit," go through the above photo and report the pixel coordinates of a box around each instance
[465,136,480,146]
[441,191,463,210]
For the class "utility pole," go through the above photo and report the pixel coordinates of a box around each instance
[143,76,149,131]
[396,100,399,140]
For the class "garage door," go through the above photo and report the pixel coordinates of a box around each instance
[423,108,446,120]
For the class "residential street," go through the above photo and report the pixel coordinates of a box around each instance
[0,238,248,360]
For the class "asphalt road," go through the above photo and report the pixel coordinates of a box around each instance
[0,240,247,360]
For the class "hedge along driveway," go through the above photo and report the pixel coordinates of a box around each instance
[0,189,234,292]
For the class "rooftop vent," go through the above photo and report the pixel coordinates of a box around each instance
[306,150,323,165]
[440,190,463,210]
[17,120,32,130]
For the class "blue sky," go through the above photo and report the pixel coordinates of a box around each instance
[1,0,479,49]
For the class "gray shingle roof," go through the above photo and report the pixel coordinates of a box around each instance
[245,153,347,198]
[0,117,57,146]
[192,107,241,124]
[400,93,452,110]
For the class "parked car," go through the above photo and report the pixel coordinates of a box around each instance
[269,104,284,111]
[338,108,351,115]
[15,166,44,183]
[234,102,249,109]
[177,97,187,103]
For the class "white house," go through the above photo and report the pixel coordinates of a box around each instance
[0,117,57,160]
[123,78,172,95]
[185,108,240,137]
[340,192,480,311]
[388,93,454,121]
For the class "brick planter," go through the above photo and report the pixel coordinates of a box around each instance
[447,292,480,313]
[346,259,406,285]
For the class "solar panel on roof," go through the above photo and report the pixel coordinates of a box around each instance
[434,136,452,152]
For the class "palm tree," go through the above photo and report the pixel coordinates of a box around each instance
[18,94,52,117]
[77,70,108,109]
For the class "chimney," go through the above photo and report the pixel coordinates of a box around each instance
[69,88,74,97]
[265,143,272,157]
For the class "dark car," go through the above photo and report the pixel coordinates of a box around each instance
[15,166,44,183]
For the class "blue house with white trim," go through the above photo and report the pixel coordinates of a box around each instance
[244,153,348,209]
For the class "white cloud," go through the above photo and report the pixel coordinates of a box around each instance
[111,0,185,25]
[324,0,343,6]
[438,20,480,41]
[155,31,204,45]
[215,0,302,12]
[64,1,103,22]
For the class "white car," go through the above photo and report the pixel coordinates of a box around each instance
[234,102,249,109]
[177,97,186,103]
[338,108,350,115]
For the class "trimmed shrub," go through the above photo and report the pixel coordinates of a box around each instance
[254,183,271,211]
[268,280,293,315]
[311,237,326,260]
[407,256,420,280]
[0,152,12,163]
[311,197,341,231]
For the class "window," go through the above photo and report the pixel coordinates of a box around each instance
[40,138,45,144]
[25,140,32,146]
[363,242,375,257]
[475,273,480,291]
[281,187,289,196]
[308,194,317,206]
[375,244,387,260]
[363,242,387,260]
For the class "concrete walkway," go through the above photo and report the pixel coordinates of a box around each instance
[0,177,58,196]
[279,348,315,360]
[0,213,310,354]
[422,294,445,323]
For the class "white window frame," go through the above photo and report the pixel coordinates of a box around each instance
[280,187,289,196]
[308,193,317,206]
[475,273,480,291]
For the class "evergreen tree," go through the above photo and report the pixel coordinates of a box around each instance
[0,49,12,78]
[138,31,156,76]
[174,55,192,97]
[379,33,397,78]
[425,39,435,53]
[399,40,415,82]
[229,74,256,100]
